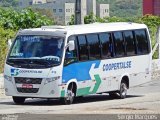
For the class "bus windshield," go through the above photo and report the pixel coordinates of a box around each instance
[7,35,64,68]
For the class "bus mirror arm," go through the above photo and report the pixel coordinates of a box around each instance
[68,41,75,51]
[8,39,12,48]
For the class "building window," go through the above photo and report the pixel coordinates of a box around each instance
[59,9,63,12]
[53,9,56,13]
[29,1,32,5]
[105,9,109,13]
[66,9,70,12]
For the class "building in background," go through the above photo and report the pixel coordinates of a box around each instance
[143,0,160,16]
[19,0,33,8]
[31,0,76,25]
[19,0,110,25]
[33,0,47,4]
[87,0,96,15]
[97,4,109,18]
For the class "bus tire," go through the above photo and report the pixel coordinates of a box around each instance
[63,83,76,105]
[119,81,128,99]
[12,96,25,104]
[109,81,128,99]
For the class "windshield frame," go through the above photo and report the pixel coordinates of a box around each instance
[6,34,66,68]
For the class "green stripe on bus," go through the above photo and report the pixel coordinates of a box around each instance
[76,87,91,96]
[77,74,102,96]
[61,90,65,97]
[90,74,102,94]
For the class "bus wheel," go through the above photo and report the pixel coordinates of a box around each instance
[109,82,128,99]
[63,83,76,105]
[12,96,25,104]
[64,89,75,105]
[119,81,127,99]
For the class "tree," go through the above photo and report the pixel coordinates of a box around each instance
[68,15,75,25]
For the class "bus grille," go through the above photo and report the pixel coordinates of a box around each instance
[17,88,39,93]
[15,77,42,84]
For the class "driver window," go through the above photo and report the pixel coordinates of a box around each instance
[64,36,78,65]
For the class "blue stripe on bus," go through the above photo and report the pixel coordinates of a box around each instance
[62,60,100,83]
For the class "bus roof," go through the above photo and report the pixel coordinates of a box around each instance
[18,22,148,36]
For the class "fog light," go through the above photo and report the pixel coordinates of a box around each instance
[5,88,8,92]
[4,75,12,82]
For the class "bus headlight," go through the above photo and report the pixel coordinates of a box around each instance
[4,75,12,82]
[44,76,60,85]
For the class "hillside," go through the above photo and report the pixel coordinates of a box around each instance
[0,0,19,7]
[0,0,143,17]
[97,0,143,17]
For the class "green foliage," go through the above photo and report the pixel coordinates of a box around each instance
[0,27,15,72]
[0,7,54,72]
[84,13,97,24]
[0,8,53,30]
[68,15,75,25]
[97,0,142,17]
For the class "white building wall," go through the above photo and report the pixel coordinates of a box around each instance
[81,0,87,24]
[97,4,110,18]
[65,3,75,25]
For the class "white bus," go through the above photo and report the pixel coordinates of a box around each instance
[4,22,152,104]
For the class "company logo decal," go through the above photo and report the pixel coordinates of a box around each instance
[11,68,42,76]
[103,61,132,71]
[11,68,19,76]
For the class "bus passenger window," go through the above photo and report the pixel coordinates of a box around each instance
[99,33,113,58]
[113,32,125,57]
[86,34,101,60]
[134,29,149,54]
[123,31,136,56]
[77,35,88,61]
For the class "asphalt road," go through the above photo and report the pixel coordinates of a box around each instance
[0,78,160,120]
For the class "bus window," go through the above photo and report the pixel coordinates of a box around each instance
[86,34,101,60]
[113,32,125,57]
[123,31,136,56]
[134,29,149,54]
[64,36,78,65]
[77,35,88,61]
[99,33,113,58]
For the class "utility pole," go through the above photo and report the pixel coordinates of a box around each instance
[75,0,81,24]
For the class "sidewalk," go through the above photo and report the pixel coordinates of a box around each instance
[0,74,5,97]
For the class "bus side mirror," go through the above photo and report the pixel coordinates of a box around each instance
[8,39,12,48]
[68,41,75,51]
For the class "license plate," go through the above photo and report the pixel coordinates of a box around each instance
[22,84,33,89]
